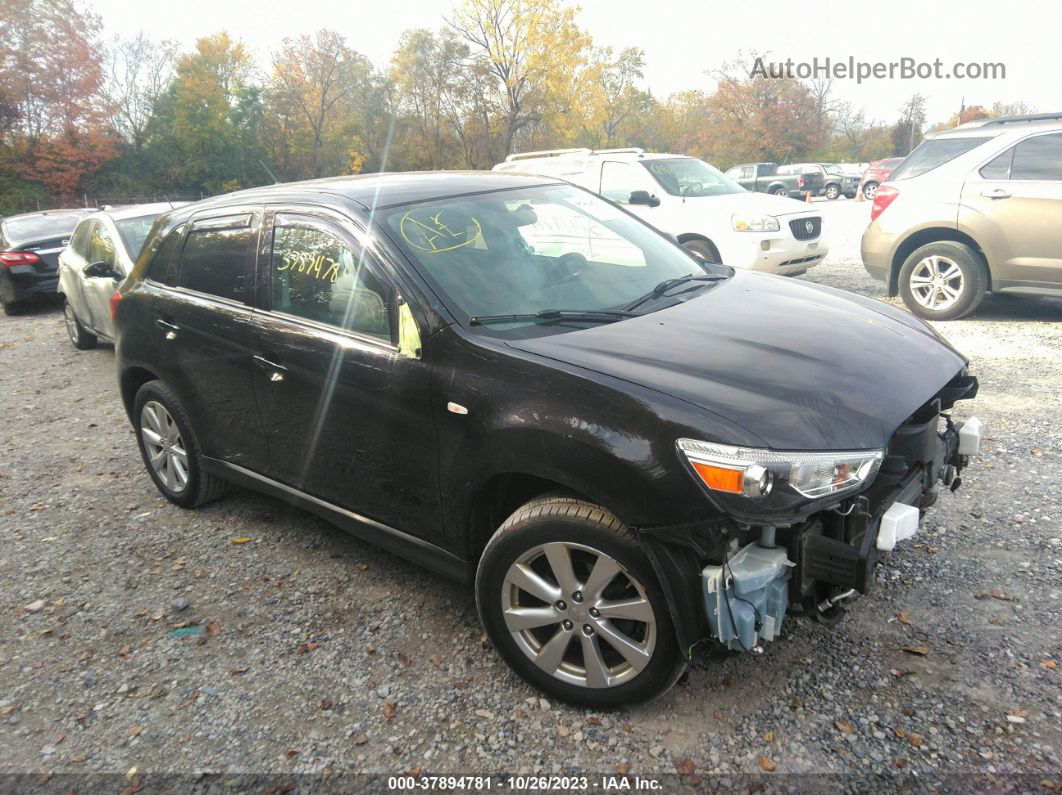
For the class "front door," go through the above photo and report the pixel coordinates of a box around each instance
[154,208,268,468]
[250,209,440,537]
[961,131,1062,290]
[82,220,123,337]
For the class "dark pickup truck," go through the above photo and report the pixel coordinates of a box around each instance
[724,162,824,199]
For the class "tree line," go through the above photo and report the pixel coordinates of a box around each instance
[0,0,1037,214]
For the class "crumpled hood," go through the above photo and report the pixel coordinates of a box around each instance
[508,272,968,450]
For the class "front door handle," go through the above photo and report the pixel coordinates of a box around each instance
[253,355,287,382]
[981,188,1011,199]
[156,318,179,340]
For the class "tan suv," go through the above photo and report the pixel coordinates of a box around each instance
[861,114,1062,319]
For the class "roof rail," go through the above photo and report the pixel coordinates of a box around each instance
[504,148,592,162]
[593,147,645,156]
[959,112,1062,128]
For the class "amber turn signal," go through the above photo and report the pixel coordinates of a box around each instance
[691,461,745,494]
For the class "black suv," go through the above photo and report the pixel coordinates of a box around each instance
[114,173,981,707]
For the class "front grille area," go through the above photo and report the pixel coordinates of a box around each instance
[789,217,822,240]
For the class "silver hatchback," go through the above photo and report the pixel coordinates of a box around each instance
[57,203,179,348]
[861,114,1062,319]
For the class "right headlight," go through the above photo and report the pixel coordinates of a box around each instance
[731,214,780,232]
[677,439,884,502]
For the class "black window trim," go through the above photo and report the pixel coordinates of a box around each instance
[976,130,1062,182]
[258,204,400,351]
[169,207,261,306]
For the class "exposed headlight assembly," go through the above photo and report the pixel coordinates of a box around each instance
[678,439,884,501]
[731,214,780,232]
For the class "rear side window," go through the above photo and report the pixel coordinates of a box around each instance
[146,225,185,286]
[1010,133,1062,180]
[890,138,991,180]
[177,215,253,301]
[269,216,392,341]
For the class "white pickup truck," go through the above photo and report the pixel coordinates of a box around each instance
[493,148,828,275]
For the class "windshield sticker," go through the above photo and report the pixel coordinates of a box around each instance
[400,208,482,253]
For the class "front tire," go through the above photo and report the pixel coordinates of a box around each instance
[863,181,879,199]
[133,380,228,508]
[898,241,987,320]
[476,496,685,708]
[64,299,97,350]
[682,238,720,264]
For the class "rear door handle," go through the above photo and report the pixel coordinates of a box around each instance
[981,188,1011,199]
[253,355,287,382]
[156,318,179,340]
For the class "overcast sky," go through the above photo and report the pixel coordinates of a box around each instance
[89,0,1057,125]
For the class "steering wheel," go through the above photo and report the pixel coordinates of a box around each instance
[547,252,589,287]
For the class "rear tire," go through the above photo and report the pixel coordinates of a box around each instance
[771,187,788,197]
[133,380,229,508]
[682,239,720,264]
[824,184,840,200]
[476,496,685,708]
[2,298,21,316]
[863,182,879,199]
[898,241,987,321]
[64,299,97,350]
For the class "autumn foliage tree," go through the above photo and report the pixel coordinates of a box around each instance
[0,0,115,202]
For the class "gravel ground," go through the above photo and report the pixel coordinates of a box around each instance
[1,198,1059,789]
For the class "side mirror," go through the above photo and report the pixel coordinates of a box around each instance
[84,260,120,280]
[629,190,660,208]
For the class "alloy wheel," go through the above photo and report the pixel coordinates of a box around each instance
[909,255,965,312]
[501,542,656,689]
[140,400,189,493]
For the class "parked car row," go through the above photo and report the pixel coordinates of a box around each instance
[861,113,1062,319]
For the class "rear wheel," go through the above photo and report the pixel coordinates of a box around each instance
[476,496,684,708]
[771,187,788,197]
[898,241,987,320]
[133,380,229,508]
[2,298,21,316]
[824,184,840,200]
[63,299,97,350]
[863,181,879,199]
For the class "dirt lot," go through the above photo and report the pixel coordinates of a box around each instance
[1,198,1060,788]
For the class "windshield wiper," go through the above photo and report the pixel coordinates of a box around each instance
[469,309,636,326]
[621,273,726,313]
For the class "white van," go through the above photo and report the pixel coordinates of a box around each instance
[492,148,828,275]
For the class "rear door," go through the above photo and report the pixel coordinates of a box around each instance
[250,207,440,536]
[154,208,268,468]
[961,131,1062,290]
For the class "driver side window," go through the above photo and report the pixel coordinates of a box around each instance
[600,162,650,203]
[88,223,117,267]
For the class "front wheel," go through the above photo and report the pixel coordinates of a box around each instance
[682,238,720,264]
[64,299,97,350]
[863,182,879,199]
[476,496,685,708]
[898,241,987,320]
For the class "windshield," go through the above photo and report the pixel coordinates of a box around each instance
[381,184,722,333]
[3,213,82,244]
[640,158,745,197]
[115,214,163,258]
[889,137,992,180]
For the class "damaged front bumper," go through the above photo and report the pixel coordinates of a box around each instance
[641,372,982,655]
